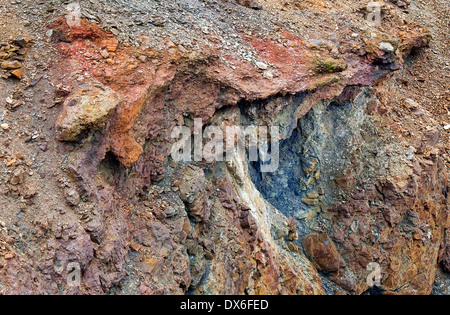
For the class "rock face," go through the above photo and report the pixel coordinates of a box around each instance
[0,0,448,295]
[56,83,121,141]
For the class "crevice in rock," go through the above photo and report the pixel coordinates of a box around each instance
[246,88,377,234]
[361,286,386,295]
[97,151,123,186]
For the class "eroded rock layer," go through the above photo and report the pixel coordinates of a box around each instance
[0,0,448,295]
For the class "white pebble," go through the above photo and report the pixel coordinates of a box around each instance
[255,61,268,70]
[379,42,395,53]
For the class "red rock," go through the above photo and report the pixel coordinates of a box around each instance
[303,234,344,273]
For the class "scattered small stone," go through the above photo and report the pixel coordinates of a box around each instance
[236,0,262,10]
[53,97,64,106]
[55,84,72,97]
[1,123,9,130]
[263,70,274,80]
[306,191,320,199]
[11,68,22,79]
[27,74,43,88]
[444,125,450,130]
[1,60,21,70]
[151,16,166,27]
[68,98,78,107]
[126,64,137,71]
[65,188,80,206]
[4,253,14,260]
[101,49,110,59]
[379,42,395,53]
[39,143,48,152]
[104,39,118,52]
[255,61,268,70]
[404,98,419,110]
[6,158,16,167]
[10,168,24,186]
[417,76,426,82]
[10,175,21,186]
[302,197,319,206]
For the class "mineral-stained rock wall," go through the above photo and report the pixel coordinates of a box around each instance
[0,0,448,295]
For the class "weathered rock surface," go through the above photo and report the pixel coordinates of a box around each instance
[56,83,121,141]
[0,0,448,295]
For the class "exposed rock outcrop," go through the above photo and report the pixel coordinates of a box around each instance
[0,0,448,295]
